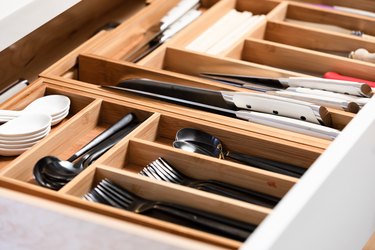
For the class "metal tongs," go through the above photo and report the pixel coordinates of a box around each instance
[125,0,201,62]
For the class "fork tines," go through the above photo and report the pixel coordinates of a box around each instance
[140,157,184,184]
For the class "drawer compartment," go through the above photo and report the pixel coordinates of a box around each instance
[0,81,155,190]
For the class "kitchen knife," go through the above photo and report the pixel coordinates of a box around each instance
[124,0,200,62]
[200,72,372,97]
[101,85,339,140]
[111,78,331,126]
[268,89,360,113]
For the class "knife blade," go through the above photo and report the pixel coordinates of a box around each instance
[101,85,339,140]
[114,78,331,126]
[200,72,372,97]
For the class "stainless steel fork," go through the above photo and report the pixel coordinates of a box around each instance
[84,179,255,241]
[140,157,280,208]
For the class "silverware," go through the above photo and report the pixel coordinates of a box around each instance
[33,113,139,190]
[84,179,256,241]
[173,128,306,178]
[124,0,201,62]
[102,83,340,140]
[140,157,280,207]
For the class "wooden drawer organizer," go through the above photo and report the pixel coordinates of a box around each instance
[2,0,375,248]
[0,78,307,249]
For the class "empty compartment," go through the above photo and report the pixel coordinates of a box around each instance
[0,80,96,170]
[264,21,375,62]
[0,97,154,189]
[283,0,375,17]
[62,164,271,248]
[280,3,375,38]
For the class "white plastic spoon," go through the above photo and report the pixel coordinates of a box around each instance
[0,113,51,137]
[0,95,70,121]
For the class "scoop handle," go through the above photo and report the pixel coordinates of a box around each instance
[67,113,137,162]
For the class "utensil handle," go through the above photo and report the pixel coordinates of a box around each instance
[67,113,137,162]
[152,203,254,240]
[324,72,375,88]
[194,182,279,208]
[81,123,139,168]
[226,151,305,178]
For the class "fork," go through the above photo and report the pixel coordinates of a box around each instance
[84,179,255,241]
[140,157,279,208]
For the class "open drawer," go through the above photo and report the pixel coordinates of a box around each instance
[0,78,317,249]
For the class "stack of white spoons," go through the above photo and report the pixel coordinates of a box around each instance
[0,95,70,126]
[0,95,70,156]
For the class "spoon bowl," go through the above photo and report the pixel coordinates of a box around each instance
[0,113,51,137]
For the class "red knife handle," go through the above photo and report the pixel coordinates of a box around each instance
[324,72,375,88]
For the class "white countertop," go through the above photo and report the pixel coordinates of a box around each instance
[0,0,80,52]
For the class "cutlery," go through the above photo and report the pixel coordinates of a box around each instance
[349,48,375,64]
[128,8,202,63]
[200,72,372,97]
[0,95,70,125]
[0,114,51,156]
[174,128,306,177]
[84,179,256,241]
[102,84,340,140]
[110,78,331,125]
[124,0,200,62]
[140,157,280,207]
[33,113,138,190]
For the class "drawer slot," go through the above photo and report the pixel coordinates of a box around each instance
[60,164,272,248]
[0,87,155,189]
[264,21,375,61]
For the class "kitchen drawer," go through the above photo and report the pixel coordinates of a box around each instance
[2,0,375,249]
[0,78,313,249]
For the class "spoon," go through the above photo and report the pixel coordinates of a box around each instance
[33,113,138,189]
[173,128,306,178]
[0,113,51,137]
[34,122,139,190]
[0,95,70,122]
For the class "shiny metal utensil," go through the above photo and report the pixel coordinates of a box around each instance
[85,179,255,241]
[140,157,280,207]
[33,113,138,190]
[173,128,306,178]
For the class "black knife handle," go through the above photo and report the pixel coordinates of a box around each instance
[117,78,235,109]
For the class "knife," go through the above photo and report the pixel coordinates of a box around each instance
[107,78,331,126]
[124,0,200,62]
[200,72,373,97]
[101,84,340,140]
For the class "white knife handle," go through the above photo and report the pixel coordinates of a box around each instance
[235,110,340,140]
[285,87,369,107]
[286,77,372,97]
[349,48,375,64]
[161,9,201,42]
[230,92,324,125]
[161,0,200,30]
[270,90,359,113]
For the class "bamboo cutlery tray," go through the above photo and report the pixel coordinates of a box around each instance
[2,0,375,248]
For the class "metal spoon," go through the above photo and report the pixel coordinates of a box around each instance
[33,113,138,189]
[173,128,306,178]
